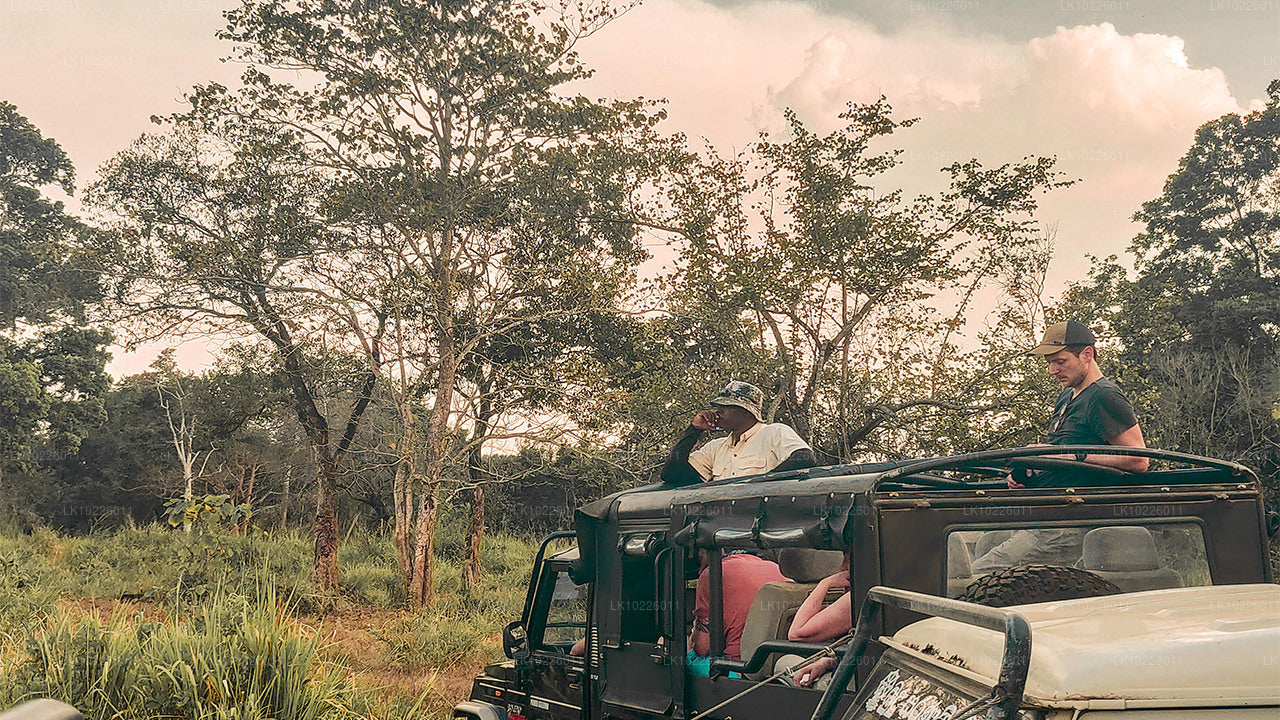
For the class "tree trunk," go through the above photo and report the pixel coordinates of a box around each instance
[463,385,493,589]
[392,400,418,594]
[313,452,341,590]
[410,482,438,606]
[280,470,290,528]
[257,300,345,592]
[237,465,257,534]
[463,483,484,588]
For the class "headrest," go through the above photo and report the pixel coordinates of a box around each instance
[1083,526,1159,572]
[776,548,845,583]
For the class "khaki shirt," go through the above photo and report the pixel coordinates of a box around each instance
[688,422,809,481]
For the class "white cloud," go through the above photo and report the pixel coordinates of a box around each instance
[577,2,1249,295]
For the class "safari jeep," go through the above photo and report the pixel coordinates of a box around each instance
[812,583,1280,720]
[453,446,1276,720]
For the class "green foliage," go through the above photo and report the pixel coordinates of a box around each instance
[0,101,101,328]
[164,494,253,533]
[1130,79,1280,355]
[0,339,48,473]
[1,589,375,719]
[0,102,112,515]
[661,99,1070,461]
[479,447,644,533]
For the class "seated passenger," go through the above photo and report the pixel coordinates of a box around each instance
[776,557,852,688]
[688,549,788,671]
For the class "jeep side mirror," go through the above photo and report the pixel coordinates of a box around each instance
[503,621,529,660]
[1266,511,1279,538]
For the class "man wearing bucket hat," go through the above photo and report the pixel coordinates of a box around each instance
[1023,320,1149,482]
[661,380,815,486]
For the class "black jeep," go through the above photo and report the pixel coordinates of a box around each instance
[453,446,1275,720]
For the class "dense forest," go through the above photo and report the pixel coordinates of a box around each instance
[2,0,1276,607]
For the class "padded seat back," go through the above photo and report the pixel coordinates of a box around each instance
[945,533,974,597]
[1082,526,1183,592]
[737,549,845,679]
[1082,526,1158,571]
[974,530,1013,558]
[776,548,846,582]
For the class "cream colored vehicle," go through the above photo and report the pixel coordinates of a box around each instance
[809,584,1280,720]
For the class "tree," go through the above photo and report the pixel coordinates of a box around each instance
[95,0,670,601]
[1,101,101,329]
[89,121,377,589]
[151,351,212,532]
[1130,79,1279,356]
[662,100,1069,461]
[0,102,110,512]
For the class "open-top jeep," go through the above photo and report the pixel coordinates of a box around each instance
[453,446,1276,720]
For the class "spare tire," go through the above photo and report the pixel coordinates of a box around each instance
[958,564,1121,607]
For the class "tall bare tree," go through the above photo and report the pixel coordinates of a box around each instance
[140,0,674,603]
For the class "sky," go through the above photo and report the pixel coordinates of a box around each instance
[2,0,1277,377]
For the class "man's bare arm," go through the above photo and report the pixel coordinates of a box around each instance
[1091,424,1149,472]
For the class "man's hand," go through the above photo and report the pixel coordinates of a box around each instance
[691,409,721,431]
[796,656,838,688]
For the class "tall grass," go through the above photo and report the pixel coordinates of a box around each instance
[0,519,542,719]
[379,532,534,668]
[1,587,377,719]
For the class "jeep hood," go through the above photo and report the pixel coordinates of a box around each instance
[891,584,1280,706]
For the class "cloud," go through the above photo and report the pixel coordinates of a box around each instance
[768,23,1027,128]
[577,2,1249,295]
[1024,24,1240,132]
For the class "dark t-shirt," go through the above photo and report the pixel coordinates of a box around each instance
[1031,377,1138,488]
[1047,377,1138,445]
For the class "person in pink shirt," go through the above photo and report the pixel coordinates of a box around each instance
[688,549,788,662]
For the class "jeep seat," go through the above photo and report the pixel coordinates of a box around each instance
[1081,526,1183,592]
[945,533,974,597]
[974,530,1013,558]
[737,549,845,680]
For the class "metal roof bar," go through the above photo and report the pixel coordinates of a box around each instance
[810,587,1032,720]
[874,445,1256,489]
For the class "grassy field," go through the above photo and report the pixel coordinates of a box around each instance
[0,518,541,719]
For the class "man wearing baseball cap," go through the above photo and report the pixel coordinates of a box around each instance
[1022,320,1149,483]
[972,321,1151,573]
[661,380,815,486]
